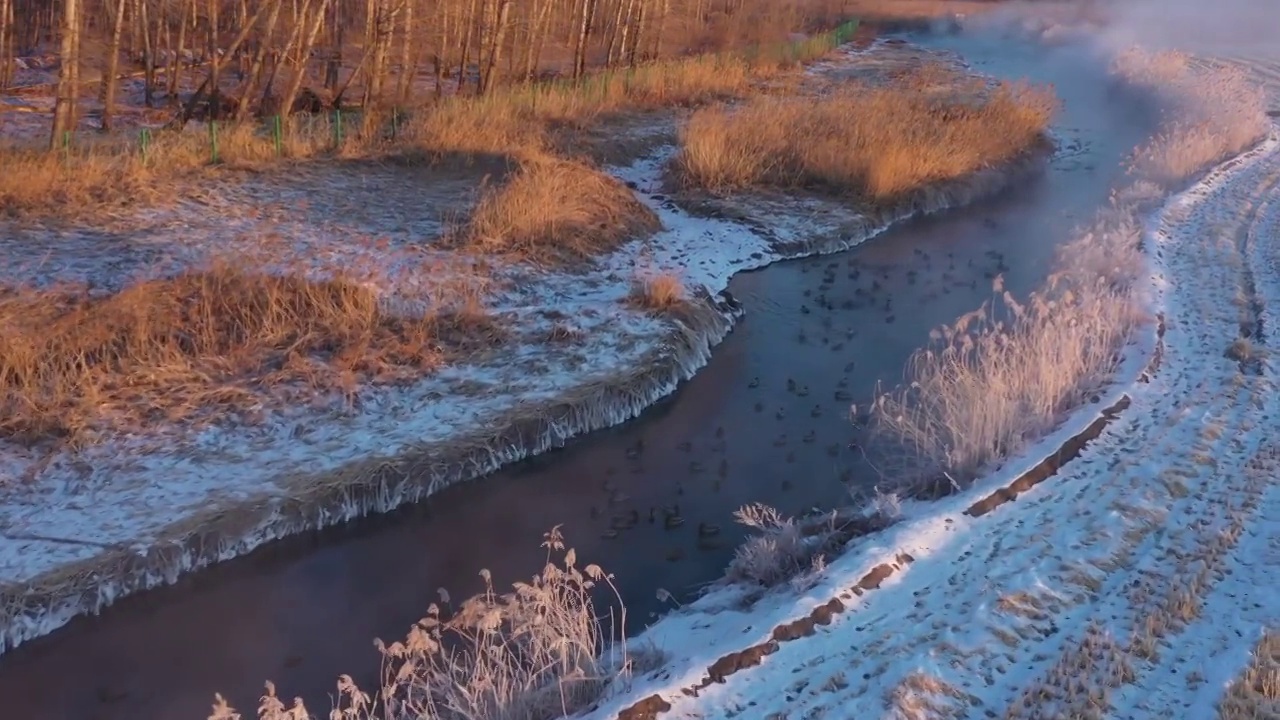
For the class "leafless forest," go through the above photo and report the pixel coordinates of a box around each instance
[0,0,852,146]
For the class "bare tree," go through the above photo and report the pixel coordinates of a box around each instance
[99,0,128,130]
[279,0,330,116]
[478,0,508,93]
[0,0,14,91]
[233,0,283,120]
[51,0,82,148]
[572,0,597,79]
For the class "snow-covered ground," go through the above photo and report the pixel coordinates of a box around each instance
[0,40,1023,654]
[579,118,1280,720]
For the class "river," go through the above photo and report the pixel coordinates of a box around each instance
[0,23,1157,720]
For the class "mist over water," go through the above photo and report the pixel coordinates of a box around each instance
[1093,0,1279,56]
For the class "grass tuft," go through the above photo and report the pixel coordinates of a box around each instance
[210,527,640,720]
[674,78,1055,202]
[872,50,1266,486]
[629,273,686,310]
[454,155,661,263]
[0,262,498,445]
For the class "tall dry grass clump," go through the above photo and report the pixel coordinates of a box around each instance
[675,79,1056,201]
[1217,630,1280,720]
[209,527,638,720]
[871,47,1268,485]
[0,262,497,444]
[1,21,850,219]
[0,116,360,218]
[1113,49,1270,187]
[455,155,661,262]
[874,256,1140,480]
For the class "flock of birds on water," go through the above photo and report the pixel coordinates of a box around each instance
[578,241,1015,563]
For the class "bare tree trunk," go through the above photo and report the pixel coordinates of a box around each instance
[99,0,128,130]
[572,0,597,80]
[280,0,330,115]
[478,0,508,94]
[0,0,14,91]
[361,0,397,107]
[431,0,447,95]
[235,0,283,121]
[166,0,189,103]
[262,0,310,110]
[652,0,667,60]
[51,0,81,148]
[138,0,154,105]
[172,0,270,127]
[394,0,413,102]
[627,0,646,66]
[606,0,625,67]
[520,0,544,81]
[455,0,477,91]
[205,0,220,118]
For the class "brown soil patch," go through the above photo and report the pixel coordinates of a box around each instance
[965,394,1132,518]
[616,695,674,720]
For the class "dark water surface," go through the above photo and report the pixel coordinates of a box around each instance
[0,29,1154,720]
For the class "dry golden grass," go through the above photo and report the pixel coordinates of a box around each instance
[1,24,851,219]
[0,114,353,218]
[874,256,1141,480]
[873,52,1267,485]
[1005,623,1135,719]
[885,672,970,720]
[210,528,643,720]
[674,79,1055,202]
[0,262,499,445]
[629,273,686,310]
[1113,49,1270,187]
[843,0,1000,21]
[453,154,661,263]
[1218,630,1280,720]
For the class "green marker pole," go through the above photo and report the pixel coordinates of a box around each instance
[62,130,70,168]
[139,128,150,160]
[273,115,283,156]
[208,120,219,163]
[334,109,344,147]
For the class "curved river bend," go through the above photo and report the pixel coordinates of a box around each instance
[0,27,1157,720]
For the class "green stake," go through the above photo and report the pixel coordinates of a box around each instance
[272,115,283,156]
[208,120,220,164]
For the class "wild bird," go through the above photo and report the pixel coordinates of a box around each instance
[698,522,721,538]
[663,505,684,529]
[611,510,640,530]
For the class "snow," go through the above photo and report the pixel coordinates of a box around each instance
[0,36,1013,655]
[578,124,1280,720]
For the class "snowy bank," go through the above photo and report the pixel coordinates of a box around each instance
[581,122,1280,720]
[0,40,1050,653]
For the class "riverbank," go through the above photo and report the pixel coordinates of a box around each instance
[588,123,1280,720]
[180,9,1278,719]
[0,33,1051,654]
